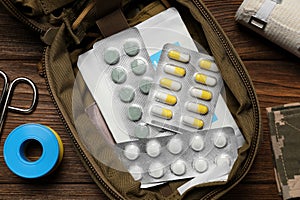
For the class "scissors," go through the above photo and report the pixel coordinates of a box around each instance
[0,70,38,136]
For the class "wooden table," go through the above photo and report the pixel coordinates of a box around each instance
[0,1,299,199]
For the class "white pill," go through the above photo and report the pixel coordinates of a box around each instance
[148,162,165,179]
[146,140,161,157]
[167,137,183,154]
[215,155,231,167]
[164,64,186,77]
[159,78,182,91]
[214,133,227,148]
[170,160,186,176]
[128,165,143,181]
[193,158,208,173]
[190,135,204,151]
[124,144,140,160]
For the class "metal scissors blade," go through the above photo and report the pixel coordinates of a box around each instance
[0,70,38,136]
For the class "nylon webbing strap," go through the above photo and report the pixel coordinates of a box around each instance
[249,0,279,30]
[95,0,129,37]
[39,0,75,14]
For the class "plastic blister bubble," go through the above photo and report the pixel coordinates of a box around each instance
[116,127,238,184]
[143,43,224,133]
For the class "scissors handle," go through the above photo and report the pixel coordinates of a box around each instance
[7,77,38,113]
[0,70,9,105]
[0,77,38,135]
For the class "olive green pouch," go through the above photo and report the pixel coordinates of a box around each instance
[1,0,261,199]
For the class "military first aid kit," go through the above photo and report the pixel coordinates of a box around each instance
[1,0,261,199]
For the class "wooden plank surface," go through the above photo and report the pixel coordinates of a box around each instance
[0,0,299,199]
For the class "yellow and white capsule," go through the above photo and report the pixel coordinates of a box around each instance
[190,88,212,101]
[159,78,182,91]
[155,92,177,106]
[164,64,186,77]
[151,106,173,120]
[187,102,208,115]
[168,50,190,63]
[195,73,217,86]
[199,59,219,72]
[182,116,204,129]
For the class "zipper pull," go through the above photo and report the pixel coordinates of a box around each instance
[41,27,59,45]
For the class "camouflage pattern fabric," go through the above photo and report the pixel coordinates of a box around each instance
[267,103,300,200]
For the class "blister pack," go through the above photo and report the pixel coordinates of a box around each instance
[117,127,238,184]
[143,43,224,133]
[89,28,157,142]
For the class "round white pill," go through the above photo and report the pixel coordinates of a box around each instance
[146,140,161,157]
[190,135,204,151]
[167,137,183,155]
[216,155,231,167]
[214,133,227,148]
[128,165,143,181]
[170,160,186,176]
[193,158,208,173]
[123,144,140,160]
[148,162,165,179]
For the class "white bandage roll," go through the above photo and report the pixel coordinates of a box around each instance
[235,0,300,58]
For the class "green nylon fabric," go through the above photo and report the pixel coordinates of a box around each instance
[14,0,76,15]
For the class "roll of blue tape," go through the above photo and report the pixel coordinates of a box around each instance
[4,123,62,178]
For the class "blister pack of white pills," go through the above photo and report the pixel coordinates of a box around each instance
[80,27,158,143]
[143,43,224,133]
[117,127,238,184]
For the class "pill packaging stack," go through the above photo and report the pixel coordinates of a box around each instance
[143,44,224,133]
[92,28,159,139]
[117,127,238,184]
[78,27,239,186]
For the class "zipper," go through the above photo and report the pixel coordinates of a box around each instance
[1,0,47,34]
[41,47,124,200]
[191,0,261,199]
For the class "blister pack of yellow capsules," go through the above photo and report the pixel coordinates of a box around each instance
[143,43,224,133]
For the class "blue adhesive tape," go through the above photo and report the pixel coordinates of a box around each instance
[3,123,63,179]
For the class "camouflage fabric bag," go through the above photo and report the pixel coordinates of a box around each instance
[267,103,300,200]
[1,0,261,199]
